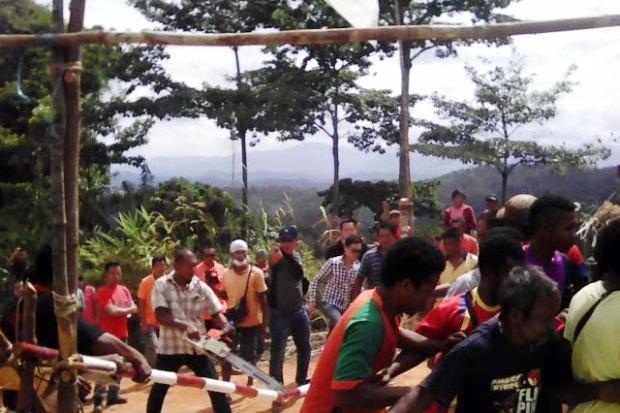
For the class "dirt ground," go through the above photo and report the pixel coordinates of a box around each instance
[102,358,431,413]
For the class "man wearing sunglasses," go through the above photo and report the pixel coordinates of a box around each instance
[308,235,364,333]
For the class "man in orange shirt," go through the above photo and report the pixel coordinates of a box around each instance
[138,255,167,366]
[194,243,226,328]
[95,262,137,408]
[438,218,479,256]
[221,240,269,386]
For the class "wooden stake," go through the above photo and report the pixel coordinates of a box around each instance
[16,283,40,413]
[0,14,619,48]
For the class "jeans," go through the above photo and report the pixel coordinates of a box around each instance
[318,302,343,333]
[142,327,159,367]
[233,326,260,364]
[146,354,231,413]
[269,307,311,385]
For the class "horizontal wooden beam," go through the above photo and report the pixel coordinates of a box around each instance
[0,14,619,49]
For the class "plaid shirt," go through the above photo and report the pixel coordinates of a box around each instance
[308,256,360,312]
[152,273,222,355]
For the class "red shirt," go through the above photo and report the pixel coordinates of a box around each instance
[96,284,133,339]
[81,285,97,324]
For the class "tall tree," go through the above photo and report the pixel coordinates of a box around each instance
[378,0,517,198]
[130,0,280,214]
[264,1,401,215]
[0,0,190,256]
[413,56,611,202]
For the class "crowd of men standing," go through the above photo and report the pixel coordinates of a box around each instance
[1,188,619,413]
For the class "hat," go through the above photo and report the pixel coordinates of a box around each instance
[229,239,248,254]
[278,226,298,242]
[499,194,537,228]
[485,194,498,203]
[388,209,401,217]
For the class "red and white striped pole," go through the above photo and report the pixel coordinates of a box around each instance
[15,342,309,403]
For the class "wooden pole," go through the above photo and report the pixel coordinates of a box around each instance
[50,0,79,411]
[16,283,39,413]
[0,14,619,48]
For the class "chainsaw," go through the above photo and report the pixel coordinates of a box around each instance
[184,335,287,392]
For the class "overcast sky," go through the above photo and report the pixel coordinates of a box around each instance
[41,0,620,168]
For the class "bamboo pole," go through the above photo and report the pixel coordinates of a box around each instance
[50,0,79,411]
[0,14,619,48]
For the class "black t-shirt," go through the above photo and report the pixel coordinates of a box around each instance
[324,241,368,260]
[0,291,104,355]
[421,319,572,413]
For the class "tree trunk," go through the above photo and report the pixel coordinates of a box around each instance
[233,47,249,234]
[395,0,412,201]
[501,171,509,204]
[331,109,340,217]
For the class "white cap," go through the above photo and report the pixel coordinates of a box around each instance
[229,239,249,254]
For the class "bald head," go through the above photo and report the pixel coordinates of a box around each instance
[174,249,198,284]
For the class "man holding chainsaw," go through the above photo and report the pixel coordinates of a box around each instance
[146,249,233,413]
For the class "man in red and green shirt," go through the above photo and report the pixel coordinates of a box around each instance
[301,238,447,413]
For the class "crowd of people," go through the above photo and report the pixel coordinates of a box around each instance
[0,189,619,413]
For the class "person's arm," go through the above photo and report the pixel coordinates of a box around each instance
[307,260,332,311]
[89,332,151,382]
[442,209,451,229]
[465,207,477,233]
[350,277,364,301]
[155,307,192,332]
[390,385,436,413]
[258,292,269,337]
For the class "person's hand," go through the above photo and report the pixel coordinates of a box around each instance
[442,331,467,352]
[271,244,284,264]
[306,302,316,316]
[186,324,200,341]
[597,380,620,404]
[369,367,392,386]
[128,358,152,383]
[76,376,92,400]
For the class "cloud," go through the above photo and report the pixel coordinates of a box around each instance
[46,0,620,170]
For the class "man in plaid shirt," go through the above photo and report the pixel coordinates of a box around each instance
[146,249,233,413]
[308,235,363,332]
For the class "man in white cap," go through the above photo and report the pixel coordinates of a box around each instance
[221,239,269,386]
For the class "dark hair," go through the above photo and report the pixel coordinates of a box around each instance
[152,255,167,266]
[200,242,214,252]
[594,221,620,279]
[486,226,524,242]
[340,218,358,229]
[78,276,84,282]
[381,238,445,288]
[175,249,195,263]
[30,244,53,287]
[377,222,398,236]
[479,233,525,276]
[441,228,461,243]
[452,189,466,200]
[104,262,121,273]
[528,195,576,234]
[344,235,363,247]
[499,266,559,319]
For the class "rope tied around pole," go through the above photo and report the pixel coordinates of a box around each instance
[52,291,80,319]
[50,61,83,83]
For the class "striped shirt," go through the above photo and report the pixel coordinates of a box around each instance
[358,247,385,289]
[152,273,222,355]
[308,256,360,312]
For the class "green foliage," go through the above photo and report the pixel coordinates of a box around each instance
[413,54,611,202]
[318,178,441,221]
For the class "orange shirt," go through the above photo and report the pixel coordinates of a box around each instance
[137,274,158,327]
[222,266,268,328]
[301,290,399,413]
[194,260,227,320]
[96,284,133,339]
[439,233,479,256]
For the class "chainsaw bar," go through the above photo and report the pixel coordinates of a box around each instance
[185,336,287,392]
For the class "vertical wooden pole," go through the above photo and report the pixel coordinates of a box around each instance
[50,0,79,411]
[16,283,38,413]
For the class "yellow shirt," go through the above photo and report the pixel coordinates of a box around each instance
[223,266,268,328]
[564,281,620,413]
[439,253,478,285]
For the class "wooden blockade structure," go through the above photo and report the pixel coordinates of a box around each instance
[2,3,620,411]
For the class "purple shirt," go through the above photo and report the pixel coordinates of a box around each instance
[524,244,566,291]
